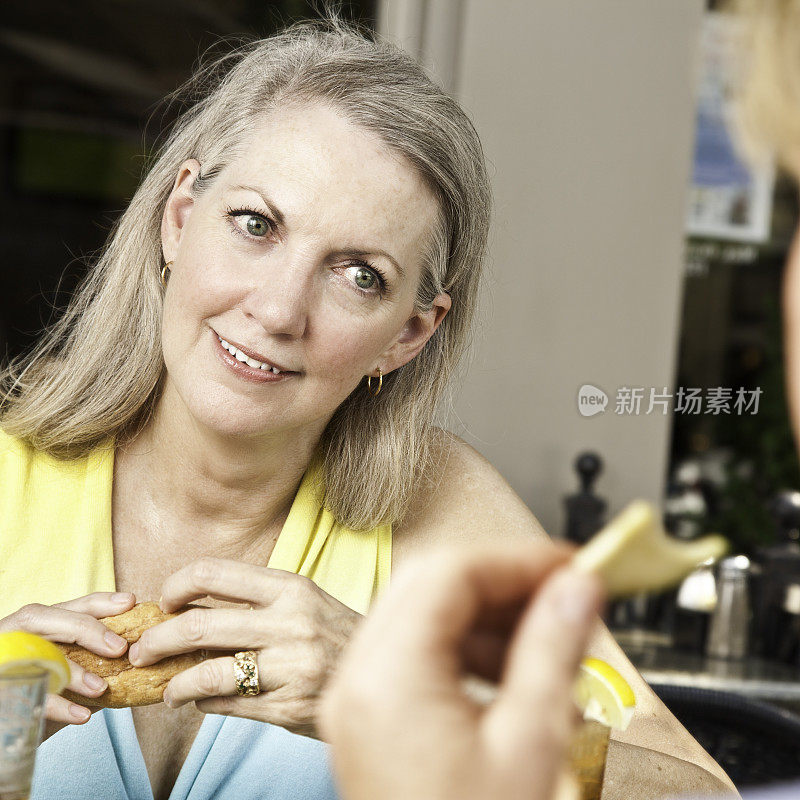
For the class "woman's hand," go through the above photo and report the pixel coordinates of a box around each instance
[0,592,135,732]
[318,542,603,800]
[127,557,361,738]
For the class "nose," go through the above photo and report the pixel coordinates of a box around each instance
[242,255,312,339]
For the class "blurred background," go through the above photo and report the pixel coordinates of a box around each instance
[4,0,800,786]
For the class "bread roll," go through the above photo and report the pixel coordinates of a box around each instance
[58,601,206,708]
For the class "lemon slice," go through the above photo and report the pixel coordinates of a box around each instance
[574,657,636,731]
[573,501,728,598]
[0,631,71,694]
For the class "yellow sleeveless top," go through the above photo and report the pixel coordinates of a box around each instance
[0,430,391,619]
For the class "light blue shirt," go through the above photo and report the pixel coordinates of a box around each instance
[32,709,340,800]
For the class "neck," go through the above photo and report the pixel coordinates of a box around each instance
[116,382,329,556]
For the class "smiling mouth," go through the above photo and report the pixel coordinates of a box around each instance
[215,334,294,375]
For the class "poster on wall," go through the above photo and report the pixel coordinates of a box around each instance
[686,11,774,244]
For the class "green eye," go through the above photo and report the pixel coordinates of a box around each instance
[354,267,376,289]
[246,216,270,237]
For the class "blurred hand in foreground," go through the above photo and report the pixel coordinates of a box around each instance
[319,542,603,800]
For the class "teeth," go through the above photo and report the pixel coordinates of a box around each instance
[217,335,281,373]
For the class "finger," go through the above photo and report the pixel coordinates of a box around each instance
[64,657,108,699]
[0,604,129,657]
[330,542,575,714]
[194,694,315,737]
[159,558,295,612]
[380,543,575,670]
[45,693,91,725]
[162,654,282,708]
[194,694,262,718]
[129,607,257,666]
[498,568,602,705]
[55,592,136,617]
[486,568,602,780]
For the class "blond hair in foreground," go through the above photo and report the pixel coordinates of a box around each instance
[728,0,800,171]
[0,12,492,530]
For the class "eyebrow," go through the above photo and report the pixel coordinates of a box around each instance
[336,248,406,281]
[231,183,406,280]
[233,184,285,227]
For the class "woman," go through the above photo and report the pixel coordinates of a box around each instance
[0,12,734,800]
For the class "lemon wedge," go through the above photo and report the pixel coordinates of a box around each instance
[574,657,636,731]
[573,500,728,598]
[0,631,71,694]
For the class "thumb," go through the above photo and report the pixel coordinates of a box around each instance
[483,568,603,794]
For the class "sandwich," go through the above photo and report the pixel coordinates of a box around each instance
[58,601,207,708]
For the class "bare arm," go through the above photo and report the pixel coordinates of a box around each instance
[393,430,739,798]
[588,625,738,796]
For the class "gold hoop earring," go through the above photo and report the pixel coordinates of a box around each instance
[160,261,173,288]
[366,368,383,396]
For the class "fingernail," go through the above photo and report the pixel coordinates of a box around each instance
[104,631,127,651]
[69,704,90,722]
[84,673,106,691]
[163,690,174,708]
[128,643,139,664]
[553,570,599,625]
[112,592,133,604]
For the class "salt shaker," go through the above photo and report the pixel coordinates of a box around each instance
[706,555,751,659]
[674,560,717,653]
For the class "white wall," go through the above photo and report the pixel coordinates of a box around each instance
[378,0,704,536]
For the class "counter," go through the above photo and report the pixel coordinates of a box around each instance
[613,629,800,705]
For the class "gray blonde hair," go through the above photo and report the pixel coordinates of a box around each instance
[727,0,800,171]
[0,13,491,530]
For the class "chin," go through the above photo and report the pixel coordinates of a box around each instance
[202,405,282,440]
[171,384,274,439]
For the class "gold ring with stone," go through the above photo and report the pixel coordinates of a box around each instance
[233,650,260,697]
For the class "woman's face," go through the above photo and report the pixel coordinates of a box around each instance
[160,101,449,440]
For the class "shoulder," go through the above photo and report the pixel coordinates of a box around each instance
[0,426,27,451]
[0,426,113,489]
[392,428,550,567]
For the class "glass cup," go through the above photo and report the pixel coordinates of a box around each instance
[0,669,48,800]
[568,719,612,800]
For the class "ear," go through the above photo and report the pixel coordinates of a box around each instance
[161,159,202,263]
[376,292,452,376]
